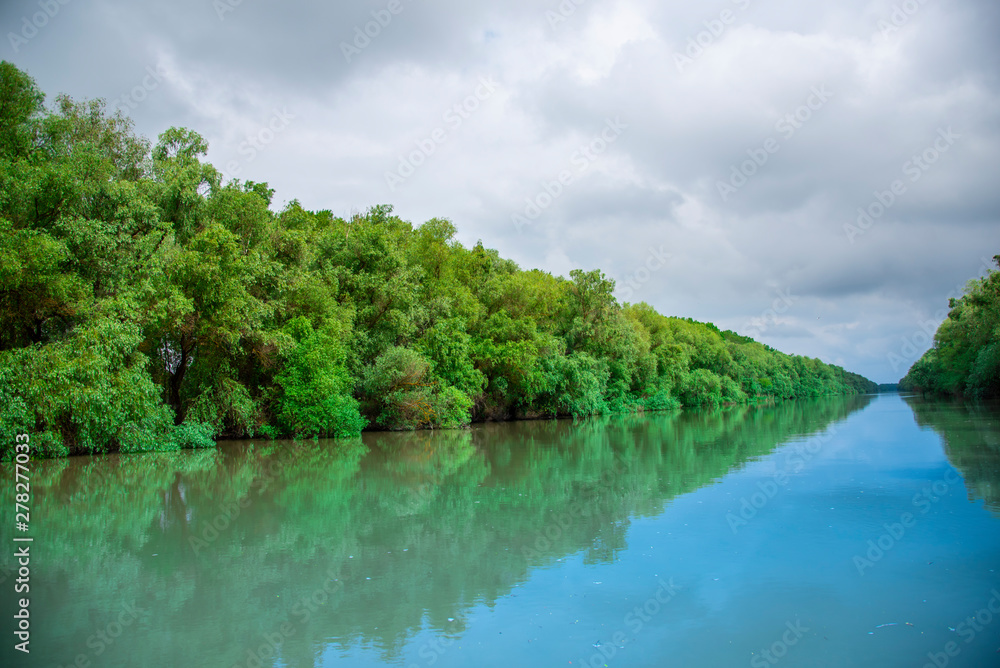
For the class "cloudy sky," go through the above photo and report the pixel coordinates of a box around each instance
[4,0,998,383]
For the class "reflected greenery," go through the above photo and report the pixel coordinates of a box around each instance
[903,394,1000,513]
[1,396,871,667]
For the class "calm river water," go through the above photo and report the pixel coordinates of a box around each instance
[3,393,999,667]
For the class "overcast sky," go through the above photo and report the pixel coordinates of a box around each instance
[4,0,998,383]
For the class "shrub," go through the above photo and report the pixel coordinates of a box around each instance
[680,368,723,408]
[361,346,473,429]
[275,317,367,438]
[0,317,175,459]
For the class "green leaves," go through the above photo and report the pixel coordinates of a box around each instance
[0,316,201,459]
[902,256,1000,398]
[536,351,611,417]
[0,62,879,458]
[275,317,366,438]
[0,60,45,161]
[359,346,475,430]
[418,319,485,399]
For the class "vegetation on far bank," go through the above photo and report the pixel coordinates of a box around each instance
[0,62,877,459]
[900,257,1000,399]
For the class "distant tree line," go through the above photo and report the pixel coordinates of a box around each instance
[0,62,877,459]
[900,256,1000,399]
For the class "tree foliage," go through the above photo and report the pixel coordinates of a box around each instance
[0,63,878,459]
[901,256,1000,399]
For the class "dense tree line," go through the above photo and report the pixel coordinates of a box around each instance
[0,63,876,458]
[900,257,1000,398]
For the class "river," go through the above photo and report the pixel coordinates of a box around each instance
[2,393,999,667]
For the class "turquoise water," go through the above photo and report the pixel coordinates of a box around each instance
[2,394,999,667]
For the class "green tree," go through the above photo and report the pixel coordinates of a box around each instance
[902,256,1000,398]
[275,317,366,437]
